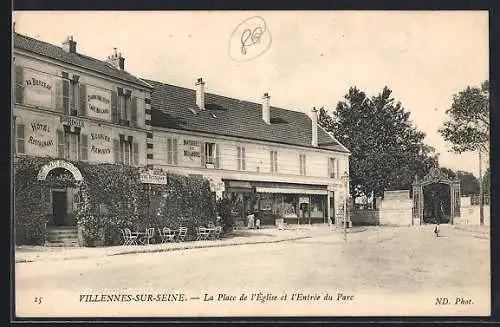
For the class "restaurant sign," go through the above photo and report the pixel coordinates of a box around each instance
[26,118,57,156]
[140,169,168,185]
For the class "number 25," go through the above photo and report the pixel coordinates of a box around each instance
[34,297,42,304]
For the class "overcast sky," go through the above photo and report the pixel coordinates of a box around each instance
[13,11,489,177]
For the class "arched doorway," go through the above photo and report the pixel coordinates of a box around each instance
[37,160,84,229]
[412,167,461,225]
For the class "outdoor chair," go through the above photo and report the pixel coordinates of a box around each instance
[122,228,138,246]
[177,227,188,242]
[163,227,176,242]
[196,227,210,241]
[143,227,155,245]
[157,228,167,243]
[207,222,216,229]
[214,226,223,239]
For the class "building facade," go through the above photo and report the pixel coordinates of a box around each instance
[146,78,351,227]
[13,32,152,229]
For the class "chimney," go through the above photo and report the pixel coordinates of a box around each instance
[62,36,77,54]
[106,47,125,70]
[262,93,270,124]
[196,78,205,110]
[311,107,318,147]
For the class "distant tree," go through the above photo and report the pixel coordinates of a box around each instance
[439,80,489,153]
[456,171,480,196]
[319,86,438,203]
[439,167,457,179]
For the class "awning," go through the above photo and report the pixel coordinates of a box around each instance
[255,187,328,195]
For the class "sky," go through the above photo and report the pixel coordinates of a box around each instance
[12,11,489,177]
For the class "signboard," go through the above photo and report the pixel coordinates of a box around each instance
[299,196,310,204]
[37,160,83,181]
[24,70,54,108]
[60,116,85,128]
[86,85,112,121]
[183,139,201,159]
[26,118,57,156]
[140,169,168,185]
[89,126,113,163]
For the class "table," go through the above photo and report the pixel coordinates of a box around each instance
[131,231,146,244]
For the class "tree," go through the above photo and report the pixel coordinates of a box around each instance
[456,170,480,196]
[319,86,438,203]
[439,80,489,225]
[483,167,490,196]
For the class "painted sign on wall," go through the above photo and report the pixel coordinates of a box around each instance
[140,169,168,185]
[183,139,201,159]
[26,118,57,156]
[24,70,54,108]
[86,85,111,121]
[89,126,113,163]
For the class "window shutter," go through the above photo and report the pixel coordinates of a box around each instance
[57,130,65,158]
[215,144,220,169]
[166,138,172,164]
[79,83,87,116]
[15,66,24,104]
[173,139,178,165]
[111,90,118,123]
[336,158,340,179]
[80,134,88,161]
[133,142,139,166]
[270,151,273,172]
[16,123,25,154]
[274,151,278,172]
[113,139,120,163]
[237,147,241,170]
[200,142,205,167]
[62,78,70,114]
[242,147,246,170]
[303,155,306,176]
[55,79,64,112]
[131,96,137,127]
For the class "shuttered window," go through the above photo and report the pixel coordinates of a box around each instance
[237,146,246,171]
[16,122,25,154]
[166,138,178,165]
[80,134,88,161]
[328,158,336,178]
[15,66,24,104]
[79,83,86,117]
[270,150,278,173]
[57,130,65,158]
[133,142,139,166]
[300,154,307,176]
[113,139,121,163]
[130,96,137,127]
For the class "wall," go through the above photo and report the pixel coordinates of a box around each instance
[151,129,349,181]
[379,190,413,226]
[455,196,491,226]
[351,209,379,226]
[13,51,149,166]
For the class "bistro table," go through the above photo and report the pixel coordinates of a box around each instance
[131,231,146,245]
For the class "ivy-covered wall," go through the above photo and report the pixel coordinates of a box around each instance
[14,156,218,246]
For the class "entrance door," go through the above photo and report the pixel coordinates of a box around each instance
[329,193,335,224]
[52,191,67,226]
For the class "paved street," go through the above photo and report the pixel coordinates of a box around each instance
[15,225,490,317]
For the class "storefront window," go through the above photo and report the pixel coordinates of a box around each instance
[310,195,325,218]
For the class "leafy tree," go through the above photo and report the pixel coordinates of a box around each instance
[319,86,438,202]
[456,170,480,196]
[483,167,490,196]
[439,80,489,153]
[439,167,457,179]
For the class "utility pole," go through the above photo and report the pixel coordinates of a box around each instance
[479,148,484,226]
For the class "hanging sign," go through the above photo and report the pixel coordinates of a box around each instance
[60,116,85,128]
[23,70,54,108]
[140,169,168,185]
[86,85,111,121]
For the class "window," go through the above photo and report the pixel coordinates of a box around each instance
[166,138,178,165]
[15,122,25,154]
[56,130,88,160]
[205,143,216,165]
[114,139,139,165]
[70,79,79,116]
[299,154,307,176]
[237,146,246,171]
[117,88,132,125]
[328,157,338,178]
[270,150,278,173]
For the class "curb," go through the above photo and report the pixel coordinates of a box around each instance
[15,235,312,264]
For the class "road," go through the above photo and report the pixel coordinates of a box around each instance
[15,225,490,317]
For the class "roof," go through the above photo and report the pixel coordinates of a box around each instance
[13,32,151,89]
[145,79,349,153]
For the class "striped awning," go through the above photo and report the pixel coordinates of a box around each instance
[255,187,328,195]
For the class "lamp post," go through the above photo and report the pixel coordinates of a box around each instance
[342,172,349,245]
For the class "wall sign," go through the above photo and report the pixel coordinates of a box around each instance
[26,118,56,156]
[140,169,168,185]
[37,160,83,181]
[89,126,113,162]
[24,70,54,108]
[60,116,85,128]
[86,85,111,121]
[183,139,201,159]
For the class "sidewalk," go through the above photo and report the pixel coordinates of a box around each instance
[15,224,336,264]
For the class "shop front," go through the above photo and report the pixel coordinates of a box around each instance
[224,180,331,227]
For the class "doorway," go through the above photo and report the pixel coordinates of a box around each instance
[52,190,67,226]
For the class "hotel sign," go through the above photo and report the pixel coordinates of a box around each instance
[140,169,168,185]
[86,85,111,121]
[26,118,56,156]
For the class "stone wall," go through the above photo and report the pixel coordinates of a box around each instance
[455,196,490,226]
[379,190,413,226]
[351,209,379,225]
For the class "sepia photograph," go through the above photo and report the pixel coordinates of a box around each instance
[11,10,490,318]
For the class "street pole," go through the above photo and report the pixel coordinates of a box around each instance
[479,148,484,226]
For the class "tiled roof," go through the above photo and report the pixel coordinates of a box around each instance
[145,79,349,153]
[13,32,151,89]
